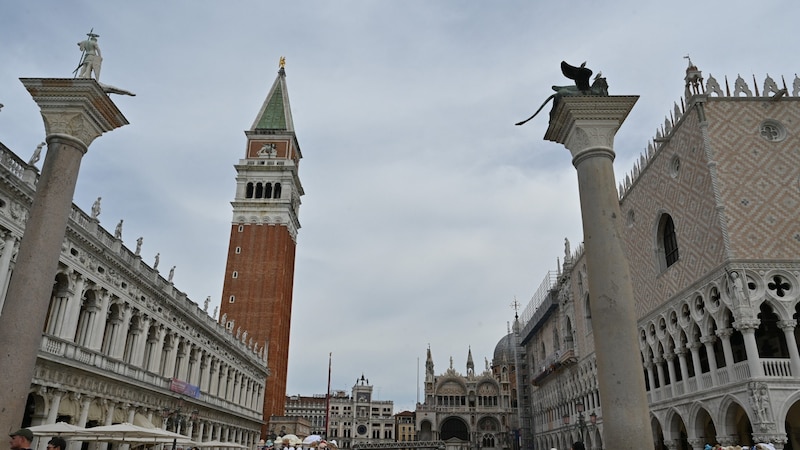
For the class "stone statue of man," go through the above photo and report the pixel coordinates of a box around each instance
[77,32,102,80]
[29,142,45,166]
[91,197,101,219]
[114,220,123,239]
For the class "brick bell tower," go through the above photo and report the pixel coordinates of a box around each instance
[219,59,303,435]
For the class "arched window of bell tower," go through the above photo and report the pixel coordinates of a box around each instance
[255,182,264,199]
[274,183,282,199]
[264,183,273,199]
[246,182,254,199]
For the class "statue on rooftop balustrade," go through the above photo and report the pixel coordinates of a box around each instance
[515,61,609,126]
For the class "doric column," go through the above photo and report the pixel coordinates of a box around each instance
[89,291,111,351]
[77,395,93,427]
[104,400,116,425]
[177,342,190,381]
[189,349,201,385]
[735,320,764,377]
[45,389,65,423]
[676,347,690,389]
[665,353,678,396]
[543,94,651,449]
[0,232,17,309]
[778,320,800,376]
[45,283,69,336]
[200,354,211,393]
[209,360,220,395]
[716,328,735,372]
[146,325,165,373]
[218,365,229,398]
[131,315,151,367]
[197,421,205,443]
[60,273,85,341]
[226,371,234,401]
[644,361,655,391]
[162,333,178,378]
[111,304,132,358]
[654,357,666,390]
[232,372,241,403]
[701,336,719,386]
[689,342,703,385]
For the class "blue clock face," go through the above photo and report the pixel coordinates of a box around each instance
[357,425,367,435]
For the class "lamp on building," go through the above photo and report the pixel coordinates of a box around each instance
[575,402,586,443]
[161,402,199,450]
[161,401,199,432]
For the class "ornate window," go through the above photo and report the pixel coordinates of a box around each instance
[760,120,786,142]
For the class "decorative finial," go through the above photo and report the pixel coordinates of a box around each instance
[279,56,286,69]
[510,297,521,319]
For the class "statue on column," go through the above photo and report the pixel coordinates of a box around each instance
[76,32,103,80]
[726,269,748,306]
[515,61,609,126]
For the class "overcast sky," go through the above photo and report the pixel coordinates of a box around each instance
[2,1,797,413]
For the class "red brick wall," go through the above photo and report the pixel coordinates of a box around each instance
[220,222,297,434]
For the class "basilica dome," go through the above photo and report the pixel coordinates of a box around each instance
[493,333,514,365]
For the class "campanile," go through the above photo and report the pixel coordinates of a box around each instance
[219,60,303,433]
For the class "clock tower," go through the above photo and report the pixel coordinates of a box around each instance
[219,60,304,435]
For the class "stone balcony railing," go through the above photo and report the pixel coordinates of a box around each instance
[39,334,262,420]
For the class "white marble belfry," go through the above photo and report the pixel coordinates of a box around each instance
[0,78,127,433]
[544,95,654,449]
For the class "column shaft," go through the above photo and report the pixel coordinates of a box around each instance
[0,134,88,429]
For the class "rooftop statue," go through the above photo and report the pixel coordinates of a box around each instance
[515,61,608,126]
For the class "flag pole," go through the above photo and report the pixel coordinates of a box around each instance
[325,352,332,439]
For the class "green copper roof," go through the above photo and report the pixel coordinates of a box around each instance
[255,83,287,130]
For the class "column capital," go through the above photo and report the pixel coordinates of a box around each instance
[544,95,639,162]
[716,328,734,339]
[735,319,761,332]
[700,335,717,345]
[19,78,128,148]
[778,320,797,331]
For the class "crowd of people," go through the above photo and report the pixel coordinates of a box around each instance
[705,444,778,450]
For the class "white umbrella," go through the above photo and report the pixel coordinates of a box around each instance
[196,440,247,448]
[302,436,322,445]
[279,435,302,446]
[27,422,85,437]
[76,423,191,443]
